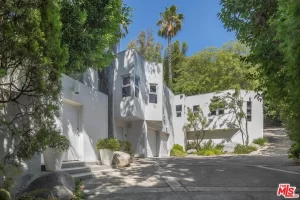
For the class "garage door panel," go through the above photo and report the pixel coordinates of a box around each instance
[160,133,169,157]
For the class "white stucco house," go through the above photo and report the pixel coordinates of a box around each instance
[0,49,263,184]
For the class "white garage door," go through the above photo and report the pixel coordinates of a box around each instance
[62,102,81,161]
[160,133,169,157]
[147,128,157,157]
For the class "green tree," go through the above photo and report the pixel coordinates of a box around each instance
[219,0,300,159]
[163,40,188,88]
[174,41,257,95]
[157,5,184,87]
[61,0,132,74]
[127,29,163,62]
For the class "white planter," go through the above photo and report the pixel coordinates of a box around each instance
[99,149,114,165]
[43,147,65,172]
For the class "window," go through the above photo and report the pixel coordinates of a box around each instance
[193,105,199,113]
[135,76,139,98]
[211,110,216,116]
[122,76,131,97]
[176,105,182,117]
[218,109,224,115]
[247,101,252,121]
[149,84,157,103]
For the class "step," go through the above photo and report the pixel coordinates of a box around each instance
[71,169,116,180]
[61,165,112,175]
[61,161,101,169]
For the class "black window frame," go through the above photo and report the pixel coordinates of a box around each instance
[247,101,252,121]
[149,84,157,104]
[122,75,131,97]
[134,76,139,98]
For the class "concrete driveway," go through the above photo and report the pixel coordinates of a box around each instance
[84,155,300,200]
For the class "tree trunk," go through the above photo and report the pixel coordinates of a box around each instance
[168,37,172,88]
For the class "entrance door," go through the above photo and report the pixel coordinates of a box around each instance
[147,128,157,157]
[62,102,81,161]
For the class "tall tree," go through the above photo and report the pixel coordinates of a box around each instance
[127,29,163,62]
[163,40,188,87]
[157,5,184,87]
[174,41,257,95]
[219,0,300,159]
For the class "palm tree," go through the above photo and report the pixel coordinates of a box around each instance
[157,5,184,87]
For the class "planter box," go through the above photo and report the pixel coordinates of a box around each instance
[43,147,65,172]
[99,149,114,165]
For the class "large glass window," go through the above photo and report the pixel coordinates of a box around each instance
[149,84,157,103]
[122,76,131,97]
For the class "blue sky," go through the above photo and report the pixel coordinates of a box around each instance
[120,0,236,56]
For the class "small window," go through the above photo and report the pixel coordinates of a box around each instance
[135,76,139,98]
[122,76,131,97]
[211,110,216,116]
[176,112,181,117]
[247,101,252,121]
[218,109,224,115]
[176,105,182,117]
[149,84,157,103]
[193,105,199,113]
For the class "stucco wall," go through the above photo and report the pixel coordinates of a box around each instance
[60,74,108,161]
[126,120,147,157]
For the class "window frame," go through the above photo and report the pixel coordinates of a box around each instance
[176,105,182,117]
[149,83,158,104]
[122,75,131,97]
[134,76,140,98]
[247,101,252,121]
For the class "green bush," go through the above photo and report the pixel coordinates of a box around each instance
[72,178,84,200]
[233,144,257,154]
[47,134,70,151]
[253,138,268,146]
[288,142,300,160]
[202,139,214,150]
[197,147,223,156]
[170,144,185,157]
[118,140,133,155]
[186,141,200,150]
[96,138,119,151]
[0,188,10,200]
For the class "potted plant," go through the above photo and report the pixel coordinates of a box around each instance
[96,138,119,165]
[43,134,70,172]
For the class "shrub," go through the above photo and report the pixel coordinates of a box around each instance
[118,140,133,155]
[288,142,300,160]
[233,144,257,154]
[96,138,119,151]
[0,188,10,200]
[72,178,84,200]
[186,141,200,150]
[253,138,268,146]
[170,144,185,157]
[202,139,214,150]
[47,134,70,151]
[197,147,223,156]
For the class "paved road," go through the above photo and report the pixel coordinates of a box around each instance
[84,155,300,200]
[84,129,300,199]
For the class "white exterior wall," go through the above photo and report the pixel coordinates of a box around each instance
[59,74,108,161]
[172,94,187,149]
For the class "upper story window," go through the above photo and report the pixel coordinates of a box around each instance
[247,101,252,121]
[218,109,224,115]
[176,105,182,117]
[135,76,139,98]
[211,110,216,116]
[193,105,199,113]
[149,84,157,103]
[122,76,131,97]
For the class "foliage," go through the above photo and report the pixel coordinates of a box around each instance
[0,188,11,200]
[253,138,268,146]
[0,164,21,191]
[170,144,185,157]
[47,134,70,151]
[0,0,66,172]
[163,40,188,88]
[61,0,133,74]
[288,142,300,160]
[197,140,224,156]
[96,138,119,151]
[118,140,133,156]
[233,144,257,154]
[72,179,84,200]
[210,89,250,145]
[184,107,209,150]
[15,189,55,200]
[219,0,300,159]
[157,5,184,87]
[186,141,198,151]
[174,41,257,95]
[127,30,163,62]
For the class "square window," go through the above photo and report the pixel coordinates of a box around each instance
[122,86,131,97]
[247,115,252,121]
[211,110,216,116]
[193,105,199,112]
[149,94,157,103]
[176,105,182,112]
[123,76,130,85]
[150,85,156,93]
[218,109,224,115]
[177,112,181,117]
